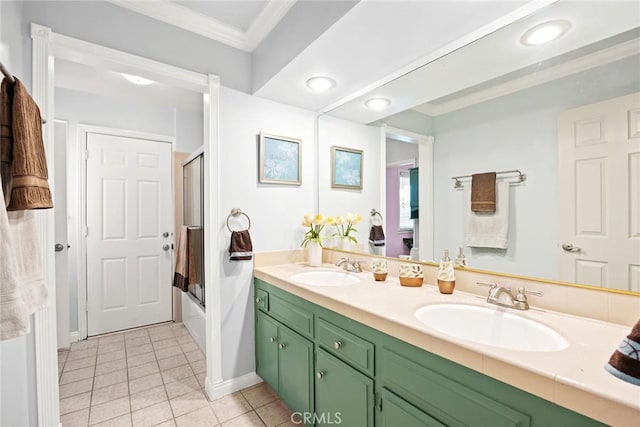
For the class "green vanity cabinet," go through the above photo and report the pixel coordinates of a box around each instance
[379,388,446,427]
[255,311,314,415]
[315,348,374,427]
[254,278,604,427]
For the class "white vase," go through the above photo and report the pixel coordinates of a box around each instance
[307,241,322,267]
[339,239,352,251]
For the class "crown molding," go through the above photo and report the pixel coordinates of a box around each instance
[107,0,295,52]
[246,1,296,51]
[413,39,639,117]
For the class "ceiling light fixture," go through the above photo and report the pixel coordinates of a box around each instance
[365,97,391,111]
[306,76,336,92]
[121,73,155,86]
[520,20,571,46]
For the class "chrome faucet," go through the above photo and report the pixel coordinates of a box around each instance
[477,282,542,311]
[336,257,363,273]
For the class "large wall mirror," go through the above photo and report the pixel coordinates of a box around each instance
[318,0,640,294]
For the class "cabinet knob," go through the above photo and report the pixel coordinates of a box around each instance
[256,297,262,303]
[269,337,276,343]
[316,371,325,379]
[333,341,342,350]
[278,343,286,350]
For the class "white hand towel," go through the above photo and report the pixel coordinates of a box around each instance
[8,209,48,314]
[0,178,30,341]
[465,181,509,249]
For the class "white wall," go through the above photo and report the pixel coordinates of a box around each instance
[0,2,39,426]
[218,87,317,380]
[318,116,383,250]
[432,55,640,280]
[386,138,418,165]
[55,87,203,336]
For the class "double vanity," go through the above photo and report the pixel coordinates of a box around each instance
[253,253,639,426]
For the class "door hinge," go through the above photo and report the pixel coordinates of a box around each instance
[83,226,89,237]
[84,150,89,161]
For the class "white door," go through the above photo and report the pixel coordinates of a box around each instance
[86,132,173,335]
[558,92,640,291]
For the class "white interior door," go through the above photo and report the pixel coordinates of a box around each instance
[558,92,640,291]
[86,132,173,335]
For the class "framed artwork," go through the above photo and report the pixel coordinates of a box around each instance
[331,146,363,190]
[259,133,302,185]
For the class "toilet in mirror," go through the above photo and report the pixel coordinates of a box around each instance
[318,0,640,294]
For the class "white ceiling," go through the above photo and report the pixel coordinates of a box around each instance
[327,0,640,124]
[54,59,203,112]
[253,0,528,112]
[176,0,267,31]
[107,0,296,51]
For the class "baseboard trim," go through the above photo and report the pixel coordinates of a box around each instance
[205,372,263,400]
[69,331,79,343]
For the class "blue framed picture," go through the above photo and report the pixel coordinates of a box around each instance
[259,133,301,185]
[331,146,363,190]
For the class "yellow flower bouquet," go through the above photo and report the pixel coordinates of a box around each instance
[333,213,362,244]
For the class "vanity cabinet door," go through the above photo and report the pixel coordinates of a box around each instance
[278,324,314,415]
[256,311,279,393]
[380,388,445,427]
[315,348,374,427]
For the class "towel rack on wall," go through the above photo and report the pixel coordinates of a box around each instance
[370,209,383,224]
[452,169,526,189]
[1,61,47,125]
[226,208,251,232]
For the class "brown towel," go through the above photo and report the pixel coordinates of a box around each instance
[1,77,53,211]
[229,230,253,261]
[471,172,496,213]
[173,226,189,292]
[1,78,14,206]
[605,320,640,386]
[187,227,203,285]
[368,225,386,247]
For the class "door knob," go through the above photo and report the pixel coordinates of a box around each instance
[163,232,169,238]
[561,243,581,253]
[54,243,64,252]
[162,244,170,251]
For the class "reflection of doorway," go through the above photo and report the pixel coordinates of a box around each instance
[558,92,640,291]
[385,157,415,258]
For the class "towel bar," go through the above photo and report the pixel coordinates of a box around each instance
[226,208,251,232]
[452,169,526,189]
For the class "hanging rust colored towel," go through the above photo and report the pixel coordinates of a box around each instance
[1,77,53,211]
[470,172,496,213]
[229,230,253,261]
[606,320,640,386]
[173,226,189,292]
[0,78,13,206]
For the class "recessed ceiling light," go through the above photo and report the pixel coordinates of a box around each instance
[520,20,571,46]
[365,97,391,111]
[306,76,336,92]
[121,73,155,86]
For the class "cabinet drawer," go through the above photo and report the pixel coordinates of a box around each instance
[316,318,374,376]
[269,294,313,338]
[381,348,530,427]
[381,388,445,427]
[255,289,269,311]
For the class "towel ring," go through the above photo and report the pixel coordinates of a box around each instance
[226,208,251,232]
[370,209,383,225]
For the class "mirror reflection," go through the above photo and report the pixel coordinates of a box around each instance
[319,1,640,293]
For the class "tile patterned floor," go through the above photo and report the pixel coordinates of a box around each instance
[58,323,295,427]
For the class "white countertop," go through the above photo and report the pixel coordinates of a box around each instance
[254,263,640,427]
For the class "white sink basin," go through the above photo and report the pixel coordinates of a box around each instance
[414,304,568,352]
[290,270,360,286]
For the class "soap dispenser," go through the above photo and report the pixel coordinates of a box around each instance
[437,250,455,294]
[454,247,467,268]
